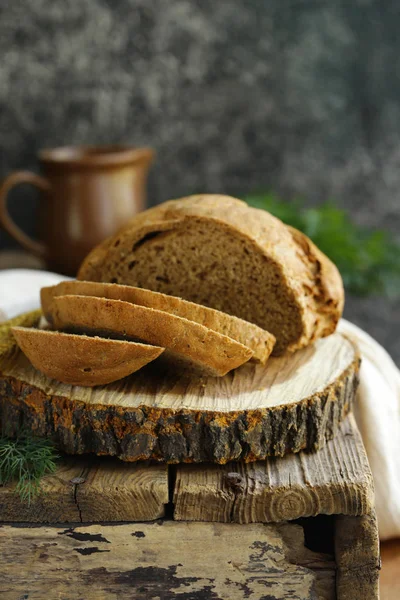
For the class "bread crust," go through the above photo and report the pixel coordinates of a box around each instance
[286,226,344,341]
[11,326,164,386]
[49,295,254,377]
[78,195,344,351]
[41,281,275,364]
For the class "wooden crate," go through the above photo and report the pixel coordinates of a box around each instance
[0,414,379,599]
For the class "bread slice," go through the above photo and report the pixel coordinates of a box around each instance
[41,280,276,363]
[49,295,254,377]
[77,194,344,354]
[11,326,164,387]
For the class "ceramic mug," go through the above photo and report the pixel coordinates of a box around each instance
[0,145,154,275]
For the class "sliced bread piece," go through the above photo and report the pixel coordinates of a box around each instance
[41,280,276,363]
[49,295,254,377]
[77,194,344,354]
[11,326,164,386]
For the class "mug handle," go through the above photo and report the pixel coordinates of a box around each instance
[0,171,50,258]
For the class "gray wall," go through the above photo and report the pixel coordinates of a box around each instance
[0,0,399,362]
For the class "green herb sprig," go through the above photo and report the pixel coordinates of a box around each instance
[245,193,400,297]
[0,433,58,504]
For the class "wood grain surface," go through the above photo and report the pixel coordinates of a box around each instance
[2,329,357,411]
[0,311,360,462]
[0,413,373,525]
[335,512,380,600]
[0,458,168,523]
[173,414,375,523]
[0,521,336,600]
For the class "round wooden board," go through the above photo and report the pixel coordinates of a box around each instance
[0,313,360,463]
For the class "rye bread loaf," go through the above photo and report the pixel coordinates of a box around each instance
[11,326,164,386]
[49,295,254,377]
[41,280,276,363]
[78,194,344,354]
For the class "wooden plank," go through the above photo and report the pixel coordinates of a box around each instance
[0,521,336,600]
[0,414,373,525]
[0,311,360,462]
[75,458,169,522]
[173,414,375,523]
[335,511,380,600]
[0,457,168,523]
[0,457,83,523]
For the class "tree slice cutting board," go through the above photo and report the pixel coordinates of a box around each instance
[0,312,360,463]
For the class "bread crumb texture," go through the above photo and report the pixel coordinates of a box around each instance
[78,195,344,354]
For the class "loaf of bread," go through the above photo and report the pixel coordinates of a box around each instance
[78,195,344,354]
[41,280,276,363]
[49,295,254,377]
[11,327,164,386]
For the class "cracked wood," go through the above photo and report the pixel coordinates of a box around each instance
[0,457,168,523]
[0,312,360,462]
[0,521,336,600]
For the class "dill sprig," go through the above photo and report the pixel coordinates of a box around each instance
[0,433,59,504]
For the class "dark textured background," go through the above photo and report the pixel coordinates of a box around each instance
[0,0,399,362]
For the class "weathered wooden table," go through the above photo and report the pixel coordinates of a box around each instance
[0,414,379,600]
[0,304,380,599]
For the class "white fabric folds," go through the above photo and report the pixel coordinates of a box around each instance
[338,319,400,540]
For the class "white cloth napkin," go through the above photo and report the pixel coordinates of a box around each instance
[1,269,399,540]
[0,269,69,320]
[338,320,400,540]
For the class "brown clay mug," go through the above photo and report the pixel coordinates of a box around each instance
[0,145,154,275]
